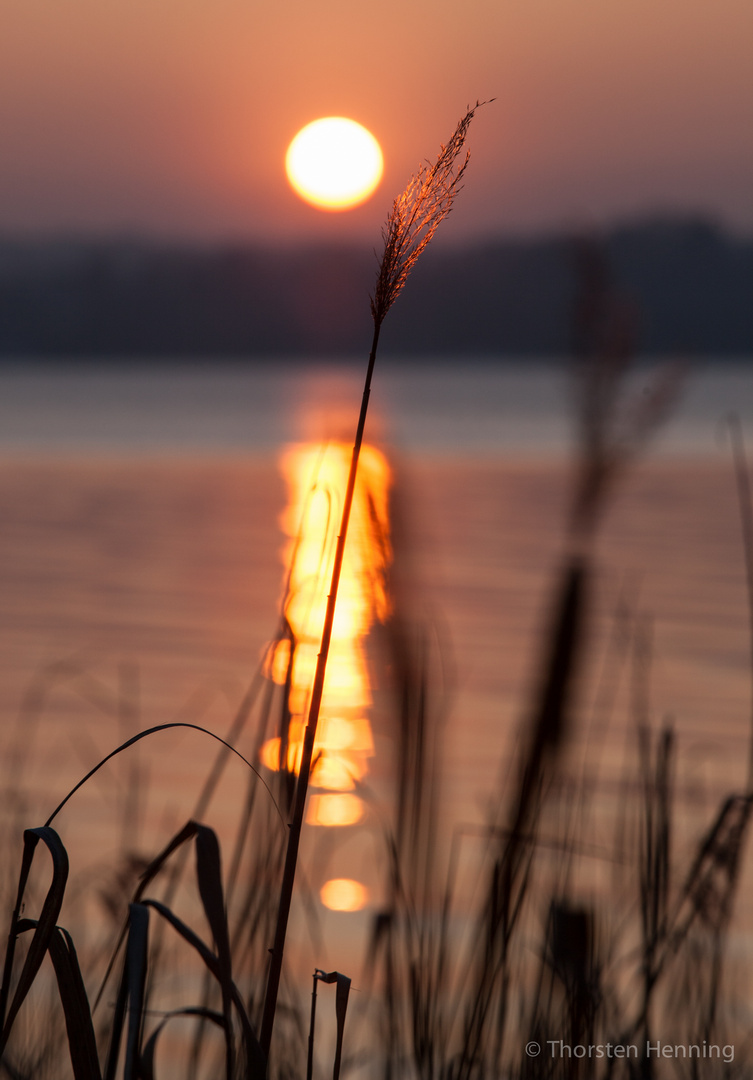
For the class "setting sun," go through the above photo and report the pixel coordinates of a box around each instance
[285,117,383,211]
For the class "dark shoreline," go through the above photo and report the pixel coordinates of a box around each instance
[2,216,751,359]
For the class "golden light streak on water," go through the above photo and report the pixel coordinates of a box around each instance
[307,793,364,827]
[262,441,391,857]
[320,878,369,912]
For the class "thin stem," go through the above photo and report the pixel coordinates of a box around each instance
[728,414,753,791]
[306,971,318,1080]
[260,320,382,1056]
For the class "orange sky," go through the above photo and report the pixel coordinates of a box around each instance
[1,0,751,242]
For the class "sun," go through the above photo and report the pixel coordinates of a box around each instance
[285,117,383,212]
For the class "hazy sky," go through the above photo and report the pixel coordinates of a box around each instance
[1,0,751,243]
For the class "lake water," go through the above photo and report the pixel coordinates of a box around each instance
[1,356,751,454]
[2,357,753,1057]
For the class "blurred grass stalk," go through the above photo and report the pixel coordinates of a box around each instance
[259,103,485,1056]
[362,238,693,1078]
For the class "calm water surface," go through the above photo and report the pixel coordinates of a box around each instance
[2,357,753,988]
[0,357,751,454]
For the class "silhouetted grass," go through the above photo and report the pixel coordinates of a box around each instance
[349,243,751,1080]
[1,137,752,1080]
[1,106,484,1079]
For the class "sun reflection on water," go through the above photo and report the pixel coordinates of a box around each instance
[262,441,391,906]
[319,878,369,912]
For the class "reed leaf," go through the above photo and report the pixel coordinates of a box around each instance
[0,826,69,1052]
[140,1008,226,1080]
[124,903,149,1080]
[46,926,102,1080]
[140,899,265,1078]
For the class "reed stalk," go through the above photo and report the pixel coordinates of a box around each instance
[259,103,484,1057]
[727,414,753,790]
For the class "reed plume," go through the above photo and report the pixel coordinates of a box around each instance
[370,101,486,330]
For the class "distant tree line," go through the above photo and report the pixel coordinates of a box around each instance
[0,217,750,358]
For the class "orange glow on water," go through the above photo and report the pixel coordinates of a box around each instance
[307,793,364,827]
[262,441,391,824]
[320,878,368,912]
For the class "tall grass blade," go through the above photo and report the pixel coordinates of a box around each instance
[194,825,234,1080]
[4,918,103,1080]
[124,903,149,1080]
[332,973,350,1080]
[96,820,203,1016]
[727,414,753,789]
[46,926,102,1080]
[307,970,351,1080]
[44,722,283,830]
[140,1008,226,1080]
[100,821,266,1078]
[0,826,69,1052]
[139,899,265,1077]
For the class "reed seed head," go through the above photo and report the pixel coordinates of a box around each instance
[370,101,487,329]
